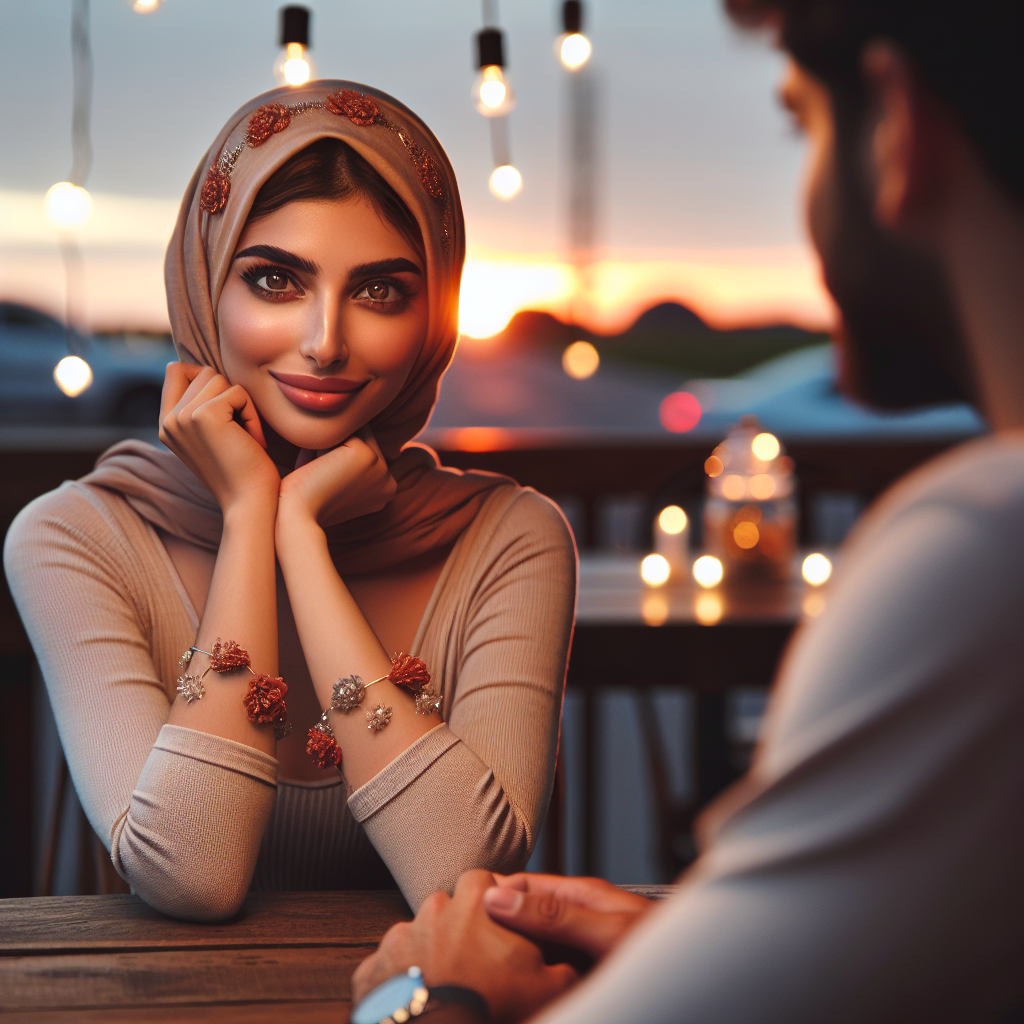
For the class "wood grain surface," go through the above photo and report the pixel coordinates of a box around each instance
[0,890,411,1021]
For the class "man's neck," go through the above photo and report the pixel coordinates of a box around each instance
[940,156,1024,432]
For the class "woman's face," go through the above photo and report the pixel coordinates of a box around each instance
[217,195,427,452]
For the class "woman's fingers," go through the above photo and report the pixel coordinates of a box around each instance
[482,886,647,961]
[159,362,206,423]
[492,873,652,915]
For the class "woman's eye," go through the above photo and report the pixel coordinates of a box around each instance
[363,281,394,303]
[264,272,289,291]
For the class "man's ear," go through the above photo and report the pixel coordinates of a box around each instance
[862,42,952,234]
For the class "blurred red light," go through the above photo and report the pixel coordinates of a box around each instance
[659,391,702,433]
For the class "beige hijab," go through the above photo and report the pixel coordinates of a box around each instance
[85,82,509,573]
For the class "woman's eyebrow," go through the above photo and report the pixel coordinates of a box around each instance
[233,244,319,275]
[348,258,422,283]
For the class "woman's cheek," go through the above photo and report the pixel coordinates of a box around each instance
[218,287,299,382]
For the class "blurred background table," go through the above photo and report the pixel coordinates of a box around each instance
[0,890,411,1023]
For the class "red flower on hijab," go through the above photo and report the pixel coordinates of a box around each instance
[199,164,231,214]
[247,103,293,147]
[410,144,444,201]
[326,89,379,126]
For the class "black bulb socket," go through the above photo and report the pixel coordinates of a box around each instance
[476,27,504,69]
[562,0,582,34]
[280,5,310,47]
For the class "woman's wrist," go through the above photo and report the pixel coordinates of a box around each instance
[275,502,327,557]
[221,493,278,535]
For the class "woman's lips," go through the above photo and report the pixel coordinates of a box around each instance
[270,372,365,413]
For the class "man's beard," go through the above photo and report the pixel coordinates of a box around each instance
[811,131,975,411]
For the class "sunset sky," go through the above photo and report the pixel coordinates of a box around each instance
[0,0,835,336]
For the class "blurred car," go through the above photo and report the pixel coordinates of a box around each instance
[0,303,173,427]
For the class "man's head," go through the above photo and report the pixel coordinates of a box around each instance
[727,1,1023,412]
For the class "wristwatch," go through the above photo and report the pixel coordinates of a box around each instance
[351,966,488,1024]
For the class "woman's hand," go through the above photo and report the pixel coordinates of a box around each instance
[277,427,397,532]
[159,363,280,516]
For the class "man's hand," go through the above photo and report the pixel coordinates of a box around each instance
[483,874,654,961]
[352,871,578,1024]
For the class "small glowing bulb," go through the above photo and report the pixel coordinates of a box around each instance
[751,432,781,462]
[54,355,93,397]
[641,553,671,587]
[748,474,776,500]
[733,521,760,549]
[658,505,688,535]
[489,164,523,200]
[473,65,516,117]
[802,552,833,586]
[559,32,592,69]
[562,340,599,379]
[273,42,316,88]
[44,182,92,231]
[721,474,747,501]
[130,0,161,10]
[693,555,724,588]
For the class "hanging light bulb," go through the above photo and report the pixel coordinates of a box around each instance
[54,355,93,397]
[273,6,316,87]
[44,182,92,231]
[472,28,515,116]
[556,0,592,70]
[129,0,162,12]
[489,164,522,200]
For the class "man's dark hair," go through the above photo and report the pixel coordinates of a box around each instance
[726,1,1023,202]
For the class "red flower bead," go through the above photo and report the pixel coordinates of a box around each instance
[306,726,342,769]
[389,654,430,693]
[243,673,288,724]
[326,89,379,126]
[410,145,444,201]
[199,165,230,214]
[210,639,251,673]
[247,103,292,147]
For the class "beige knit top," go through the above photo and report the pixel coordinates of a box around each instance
[5,480,576,920]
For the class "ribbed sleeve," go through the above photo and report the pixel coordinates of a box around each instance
[5,484,279,920]
[352,488,576,907]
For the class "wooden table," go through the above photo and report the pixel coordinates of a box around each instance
[0,890,411,1022]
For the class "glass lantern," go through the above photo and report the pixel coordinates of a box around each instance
[702,416,797,581]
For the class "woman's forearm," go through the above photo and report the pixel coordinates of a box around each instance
[276,513,437,789]
[167,499,279,755]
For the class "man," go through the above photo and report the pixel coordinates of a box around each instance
[353,2,1023,1020]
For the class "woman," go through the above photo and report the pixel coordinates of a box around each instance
[5,82,575,920]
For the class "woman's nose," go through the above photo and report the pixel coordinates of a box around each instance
[300,300,348,368]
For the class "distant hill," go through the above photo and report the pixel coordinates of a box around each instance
[477,303,829,379]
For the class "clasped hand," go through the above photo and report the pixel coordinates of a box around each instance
[159,363,396,527]
[351,871,653,1024]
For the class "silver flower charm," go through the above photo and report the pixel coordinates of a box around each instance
[332,675,366,713]
[414,687,442,716]
[365,703,393,732]
[176,673,205,704]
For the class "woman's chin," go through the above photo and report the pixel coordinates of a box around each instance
[263,412,360,454]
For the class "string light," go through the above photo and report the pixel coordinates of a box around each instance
[273,6,315,87]
[693,555,724,588]
[658,506,688,535]
[44,182,92,231]
[489,164,523,200]
[556,1,592,70]
[472,28,516,116]
[54,355,93,397]
[801,552,833,586]
[130,0,162,11]
[751,431,781,462]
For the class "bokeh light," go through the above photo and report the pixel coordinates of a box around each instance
[751,431,781,461]
[54,355,93,397]
[44,183,93,231]
[704,455,724,477]
[694,592,724,625]
[748,473,776,500]
[802,592,827,617]
[489,165,523,201]
[642,593,669,626]
[721,474,746,501]
[692,555,724,588]
[658,505,688,534]
[641,553,671,587]
[659,391,701,433]
[733,521,759,549]
[562,340,600,379]
[131,0,162,10]
[801,552,833,586]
